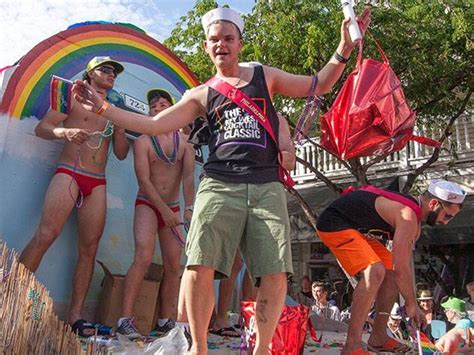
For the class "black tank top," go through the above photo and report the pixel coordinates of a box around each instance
[316,190,418,241]
[203,66,279,184]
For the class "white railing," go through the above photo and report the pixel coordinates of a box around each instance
[292,115,474,184]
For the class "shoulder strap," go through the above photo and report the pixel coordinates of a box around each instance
[360,185,421,222]
[206,76,295,188]
[206,76,277,142]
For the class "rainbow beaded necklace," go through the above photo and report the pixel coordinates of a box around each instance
[150,131,180,165]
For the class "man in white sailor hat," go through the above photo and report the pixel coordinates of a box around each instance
[315,180,465,353]
[201,7,245,37]
[425,180,466,226]
[73,5,371,354]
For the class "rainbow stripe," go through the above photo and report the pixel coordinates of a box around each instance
[50,76,72,114]
[0,22,199,119]
[417,330,437,354]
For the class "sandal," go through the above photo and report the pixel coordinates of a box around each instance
[367,337,412,353]
[209,326,241,338]
[71,319,113,337]
[71,319,96,337]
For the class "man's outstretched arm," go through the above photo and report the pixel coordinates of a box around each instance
[73,83,207,137]
[265,7,371,98]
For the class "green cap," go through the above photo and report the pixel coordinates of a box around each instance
[86,56,124,74]
[147,88,175,105]
[441,297,466,313]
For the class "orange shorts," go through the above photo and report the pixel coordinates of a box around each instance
[316,229,393,277]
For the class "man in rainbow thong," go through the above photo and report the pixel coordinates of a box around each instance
[116,89,195,339]
[19,56,130,336]
[72,6,371,353]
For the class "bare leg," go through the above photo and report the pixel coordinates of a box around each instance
[242,268,258,301]
[121,205,157,317]
[213,254,243,329]
[177,275,188,322]
[342,262,386,354]
[368,270,399,346]
[19,174,78,271]
[184,265,215,355]
[253,272,287,355]
[157,213,183,320]
[69,186,106,324]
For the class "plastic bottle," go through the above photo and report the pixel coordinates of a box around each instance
[341,0,362,43]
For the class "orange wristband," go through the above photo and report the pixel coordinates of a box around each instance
[96,100,109,115]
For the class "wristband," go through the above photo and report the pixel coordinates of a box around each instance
[96,100,109,115]
[333,51,349,64]
[185,205,193,212]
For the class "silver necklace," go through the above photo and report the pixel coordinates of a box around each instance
[233,68,242,87]
[219,68,242,87]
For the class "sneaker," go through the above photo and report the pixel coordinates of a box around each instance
[154,318,176,335]
[116,317,141,339]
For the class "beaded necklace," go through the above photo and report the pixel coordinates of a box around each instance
[85,120,114,166]
[150,131,180,165]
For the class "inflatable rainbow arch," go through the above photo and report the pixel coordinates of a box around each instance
[0,21,199,120]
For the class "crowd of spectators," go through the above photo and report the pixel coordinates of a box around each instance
[289,275,474,352]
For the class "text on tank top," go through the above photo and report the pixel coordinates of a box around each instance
[204,66,279,184]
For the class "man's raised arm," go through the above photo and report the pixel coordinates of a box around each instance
[73,81,206,136]
[266,7,371,98]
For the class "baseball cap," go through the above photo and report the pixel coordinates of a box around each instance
[147,88,175,105]
[441,296,466,313]
[428,180,466,204]
[202,7,244,35]
[86,56,124,74]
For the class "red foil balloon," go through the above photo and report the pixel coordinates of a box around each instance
[241,301,316,354]
[320,36,439,160]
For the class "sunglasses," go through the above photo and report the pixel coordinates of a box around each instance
[96,66,117,77]
[438,200,455,222]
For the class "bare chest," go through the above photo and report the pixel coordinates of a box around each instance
[64,107,108,131]
[148,133,184,167]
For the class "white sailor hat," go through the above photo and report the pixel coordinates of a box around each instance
[201,7,244,35]
[390,302,403,320]
[428,180,466,204]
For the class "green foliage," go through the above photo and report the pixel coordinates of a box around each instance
[163,0,220,83]
[164,0,472,128]
[368,1,472,125]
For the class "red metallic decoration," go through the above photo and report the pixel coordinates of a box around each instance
[320,35,440,160]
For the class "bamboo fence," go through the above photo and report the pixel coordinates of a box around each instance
[0,242,82,354]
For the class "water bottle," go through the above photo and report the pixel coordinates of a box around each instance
[341,0,362,43]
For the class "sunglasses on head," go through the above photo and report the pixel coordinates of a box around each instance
[96,66,117,77]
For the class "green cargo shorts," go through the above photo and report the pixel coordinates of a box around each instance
[185,177,293,283]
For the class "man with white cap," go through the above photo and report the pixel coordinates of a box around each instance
[387,303,408,341]
[72,6,371,353]
[316,180,465,353]
[19,56,130,336]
